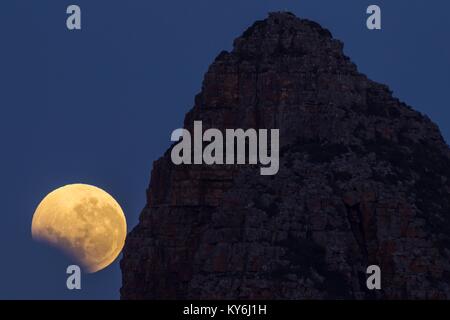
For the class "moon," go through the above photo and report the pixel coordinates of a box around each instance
[31,184,127,273]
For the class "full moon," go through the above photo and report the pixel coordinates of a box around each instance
[31,184,127,273]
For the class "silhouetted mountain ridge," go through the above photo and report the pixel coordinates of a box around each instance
[121,12,450,299]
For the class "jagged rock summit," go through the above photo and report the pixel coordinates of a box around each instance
[121,12,450,299]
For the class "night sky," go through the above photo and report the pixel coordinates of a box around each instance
[0,0,449,299]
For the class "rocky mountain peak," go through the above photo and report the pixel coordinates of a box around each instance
[233,11,334,57]
[121,13,450,300]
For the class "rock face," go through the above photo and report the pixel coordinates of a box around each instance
[121,12,450,299]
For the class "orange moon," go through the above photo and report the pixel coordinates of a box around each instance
[31,184,127,273]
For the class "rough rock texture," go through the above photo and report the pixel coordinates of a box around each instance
[121,12,450,299]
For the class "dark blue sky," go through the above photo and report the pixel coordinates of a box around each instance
[0,0,449,299]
